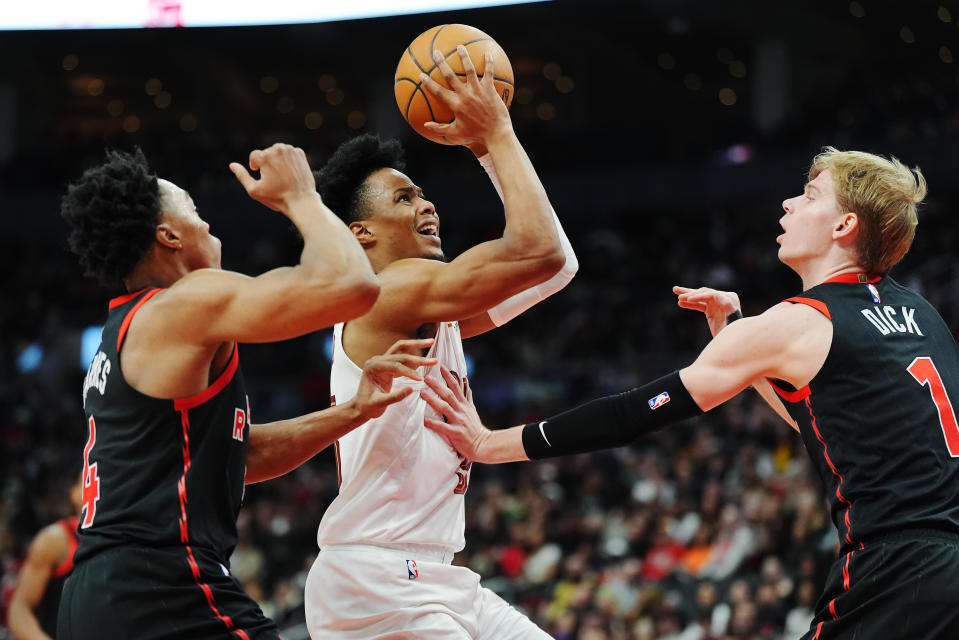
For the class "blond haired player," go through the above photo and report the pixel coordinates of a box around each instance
[424,149,959,640]
[303,47,577,639]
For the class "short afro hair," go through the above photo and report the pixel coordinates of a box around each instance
[61,148,162,284]
[313,134,406,223]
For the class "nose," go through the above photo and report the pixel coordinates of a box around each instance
[418,197,436,216]
[781,197,792,213]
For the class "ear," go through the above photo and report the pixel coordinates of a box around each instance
[349,220,375,247]
[832,212,859,240]
[155,222,182,250]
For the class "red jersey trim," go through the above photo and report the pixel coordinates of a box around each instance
[52,516,79,578]
[823,273,881,284]
[805,397,855,546]
[785,296,831,320]
[116,288,163,352]
[767,379,811,403]
[173,346,240,412]
[109,288,154,310]
[177,411,250,640]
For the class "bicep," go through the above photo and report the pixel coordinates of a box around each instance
[680,317,784,412]
[377,243,561,326]
[11,533,59,607]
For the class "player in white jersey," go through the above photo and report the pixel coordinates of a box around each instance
[303,48,578,638]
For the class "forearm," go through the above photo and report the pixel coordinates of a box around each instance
[484,129,559,256]
[8,599,50,640]
[245,401,366,484]
[751,378,799,430]
[289,193,375,284]
[475,372,704,463]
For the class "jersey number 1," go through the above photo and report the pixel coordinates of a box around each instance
[81,416,101,527]
[908,357,959,457]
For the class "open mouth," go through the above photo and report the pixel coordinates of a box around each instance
[417,223,438,237]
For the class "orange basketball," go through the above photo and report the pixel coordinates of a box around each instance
[394,24,514,145]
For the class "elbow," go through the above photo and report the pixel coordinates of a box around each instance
[336,272,380,318]
[533,247,567,280]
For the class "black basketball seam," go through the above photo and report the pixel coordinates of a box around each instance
[406,46,429,75]
[395,77,420,120]
[452,72,514,86]
[424,38,494,76]
[428,24,448,63]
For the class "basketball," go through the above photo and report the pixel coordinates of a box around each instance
[394,24,514,145]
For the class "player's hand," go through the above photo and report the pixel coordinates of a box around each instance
[673,285,742,338]
[352,339,438,421]
[419,47,512,146]
[229,143,318,214]
[420,365,491,460]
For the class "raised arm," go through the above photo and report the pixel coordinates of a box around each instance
[371,48,564,331]
[154,144,379,346]
[422,302,830,463]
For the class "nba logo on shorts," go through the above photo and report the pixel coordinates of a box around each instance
[866,284,881,303]
[648,392,670,410]
[406,559,418,580]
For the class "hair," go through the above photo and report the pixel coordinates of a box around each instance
[808,147,927,275]
[61,148,162,284]
[313,134,406,223]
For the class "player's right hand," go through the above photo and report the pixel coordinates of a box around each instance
[229,143,318,214]
[419,47,512,146]
[673,285,742,338]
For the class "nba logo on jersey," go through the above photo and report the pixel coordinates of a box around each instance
[406,559,418,580]
[866,284,881,303]
[648,392,670,410]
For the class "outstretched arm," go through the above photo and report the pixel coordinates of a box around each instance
[246,339,436,484]
[673,285,798,431]
[422,302,829,463]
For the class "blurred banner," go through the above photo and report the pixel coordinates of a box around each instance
[2,0,547,29]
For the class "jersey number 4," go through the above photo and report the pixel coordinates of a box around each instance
[908,357,959,457]
[81,416,101,528]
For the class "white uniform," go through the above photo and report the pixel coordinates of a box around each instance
[304,321,552,640]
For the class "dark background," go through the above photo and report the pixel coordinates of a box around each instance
[2,1,958,638]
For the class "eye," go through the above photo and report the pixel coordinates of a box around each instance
[397,194,411,203]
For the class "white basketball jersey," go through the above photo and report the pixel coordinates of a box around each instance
[317,321,472,553]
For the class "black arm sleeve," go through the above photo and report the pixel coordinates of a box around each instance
[521,370,704,460]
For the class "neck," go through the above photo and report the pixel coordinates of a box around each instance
[798,259,865,291]
[123,256,190,292]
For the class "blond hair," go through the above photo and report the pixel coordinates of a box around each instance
[809,147,926,275]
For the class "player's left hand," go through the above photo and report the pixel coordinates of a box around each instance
[421,366,491,460]
[353,339,437,421]
[673,285,741,338]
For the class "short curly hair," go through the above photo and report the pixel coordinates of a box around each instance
[313,134,406,223]
[61,148,162,284]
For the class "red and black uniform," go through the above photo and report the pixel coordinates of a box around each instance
[34,515,78,636]
[769,274,959,640]
[58,288,277,640]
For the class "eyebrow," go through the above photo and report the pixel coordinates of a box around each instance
[394,185,424,197]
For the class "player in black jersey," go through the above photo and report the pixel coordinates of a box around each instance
[57,144,437,640]
[8,474,81,639]
[422,147,959,640]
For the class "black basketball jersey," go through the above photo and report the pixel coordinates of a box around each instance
[36,516,78,636]
[76,288,250,566]
[769,273,959,551]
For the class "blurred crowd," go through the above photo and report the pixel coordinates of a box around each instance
[2,168,957,640]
